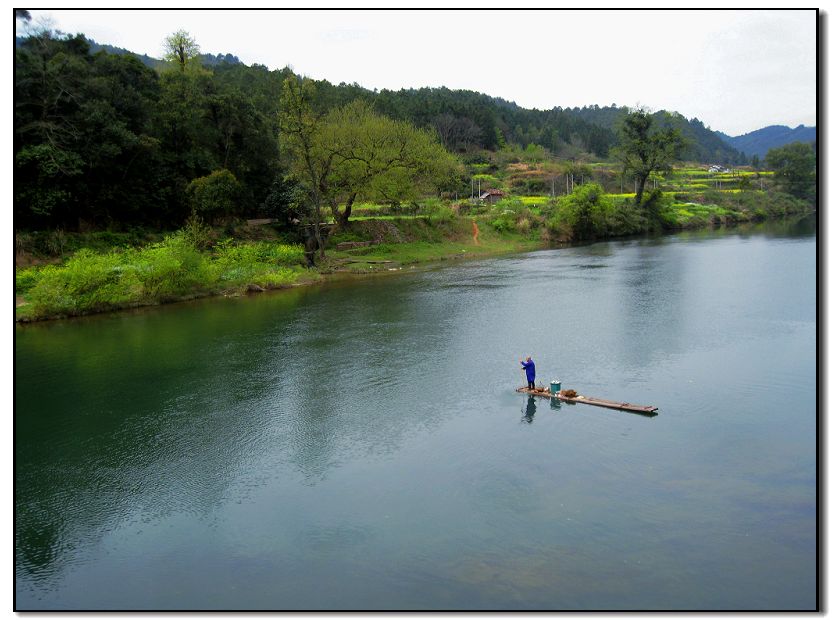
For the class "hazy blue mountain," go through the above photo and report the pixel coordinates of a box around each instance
[717,125,816,159]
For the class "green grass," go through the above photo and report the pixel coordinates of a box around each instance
[661,201,739,228]
[16,233,311,320]
[350,215,427,221]
[329,237,539,270]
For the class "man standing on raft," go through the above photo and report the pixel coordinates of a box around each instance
[520,356,536,390]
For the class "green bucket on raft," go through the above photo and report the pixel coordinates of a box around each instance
[550,379,561,394]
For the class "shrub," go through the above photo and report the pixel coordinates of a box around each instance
[557,183,613,240]
[187,169,241,221]
[425,202,456,224]
[15,267,41,293]
[211,240,305,285]
[181,212,214,250]
[20,231,308,319]
[28,249,136,315]
[128,233,212,301]
[491,214,516,233]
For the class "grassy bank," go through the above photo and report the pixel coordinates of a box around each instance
[15,232,317,321]
[15,186,814,322]
[324,216,541,273]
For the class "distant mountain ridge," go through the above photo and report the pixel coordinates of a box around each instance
[569,105,743,164]
[716,125,816,159]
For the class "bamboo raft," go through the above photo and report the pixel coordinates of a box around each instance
[516,387,658,416]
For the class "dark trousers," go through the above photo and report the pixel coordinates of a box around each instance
[527,380,535,389]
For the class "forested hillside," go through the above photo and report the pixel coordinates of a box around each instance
[16,35,243,70]
[13,29,758,233]
[569,105,746,164]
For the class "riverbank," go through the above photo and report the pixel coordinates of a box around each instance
[15,193,814,323]
[14,218,543,323]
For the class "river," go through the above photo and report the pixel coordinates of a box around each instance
[15,218,817,610]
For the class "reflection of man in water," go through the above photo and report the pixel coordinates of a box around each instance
[523,395,537,423]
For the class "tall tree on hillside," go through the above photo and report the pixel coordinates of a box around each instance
[613,109,685,206]
[163,29,200,73]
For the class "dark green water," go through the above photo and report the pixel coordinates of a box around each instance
[15,218,817,610]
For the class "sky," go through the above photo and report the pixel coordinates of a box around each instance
[19,8,817,137]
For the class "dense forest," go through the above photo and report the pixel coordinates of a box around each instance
[15,29,750,232]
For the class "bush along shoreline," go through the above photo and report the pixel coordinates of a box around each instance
[15,230,316,322]
[15,189,814,323]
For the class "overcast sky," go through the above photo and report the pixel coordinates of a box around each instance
[21,8,816,137]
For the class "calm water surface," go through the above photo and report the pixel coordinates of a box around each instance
[15,219,817,610]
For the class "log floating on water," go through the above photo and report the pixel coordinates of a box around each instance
[516,387,658,417]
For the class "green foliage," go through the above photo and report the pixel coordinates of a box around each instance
[279,87,461,229]
[523,143,548,163]
[640,189,670,232]
[491,214,516,233]
[186,169,241,220]
[16,267,42,293]
[22,230,306,318]
[163,29,201,72]
[263,172,305,224]
[471,173,500,185]
[123,233,212,301]
[613,109,685,205]
[181,212,214,250]
[765,142,816,200]
[29,248,142,315]
[423,199,457,224]
[556,183,613,239]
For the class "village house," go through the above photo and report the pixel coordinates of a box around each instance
[479,189,506,204]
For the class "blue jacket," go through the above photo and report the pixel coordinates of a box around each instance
[521,359,536,382]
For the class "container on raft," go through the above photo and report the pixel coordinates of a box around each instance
[517,386,658,417]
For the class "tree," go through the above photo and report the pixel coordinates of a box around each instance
[163,29,200,73]
[765,142,816,200]
[433,113,483,152]
[277,74,329,259]
[613,109,685,206]
[263,171,305,226]
[279,76,461,251]
[186,169,240,222]
[322,100,460,227]
[15,30,166,227]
